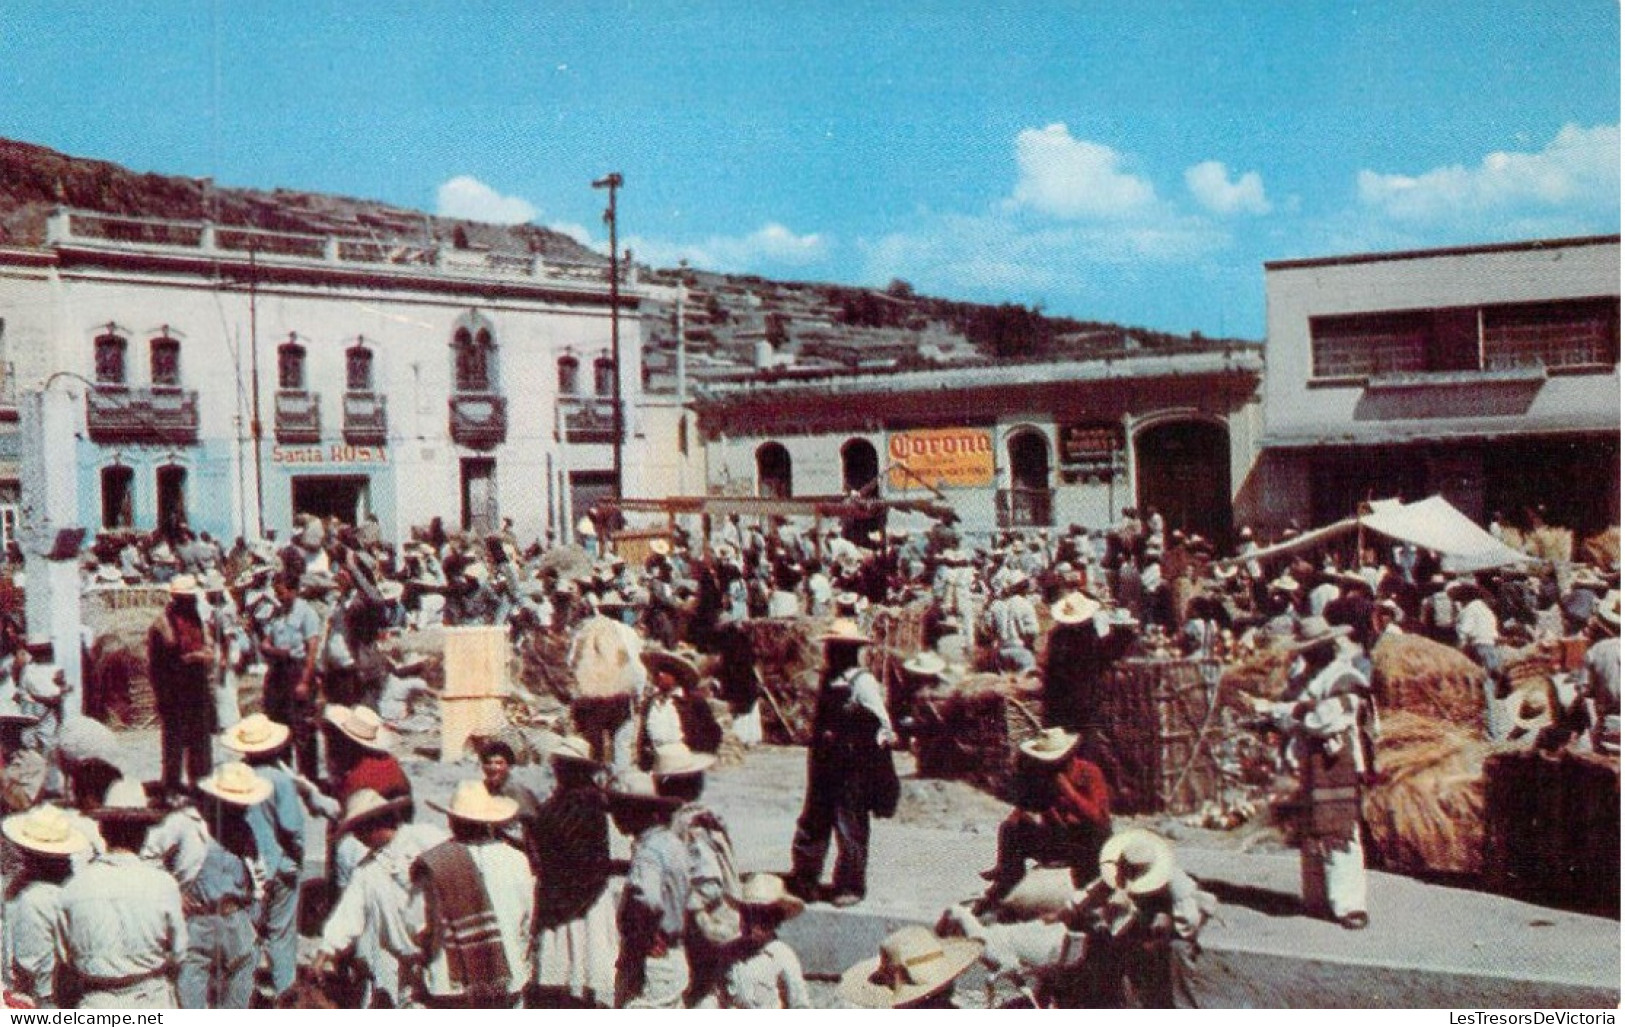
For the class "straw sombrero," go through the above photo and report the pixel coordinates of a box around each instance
[22,665,63,704]
[338,788,413,836]
[322,705,395,753]
[1019,726,1080,763]
[429,780,520,825]
[1269,573,1300,593]
[198,762,274,807]
[605,770,683,815]
[1289,616,1352,652]
[641,649,701,693]
[650,741,717,779]
[1597,590,1620,629]
[731,872,805,919]
[220,714,291,756]
[838,926,984,1008]
[548,734,598,766]
[902,652,947,678]
[820,618,870,646]
[649,538,672,557]
[3,804,90,857]
[1050,592,1101,626]
[1099,829,1176,896]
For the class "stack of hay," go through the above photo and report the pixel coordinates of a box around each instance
[1369,633,1484,725]
[1362,710,1508,877]
[83,604,164,727]
[911,671,1044,797]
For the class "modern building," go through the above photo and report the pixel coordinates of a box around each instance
[0,208,649,547]
[692,347,1263,545]
[1252,236,1620,534]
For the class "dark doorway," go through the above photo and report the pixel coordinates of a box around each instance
[569,470,618,533]
[292,475,371,525]
[1001,429,1053,528]
[460,458,498,535]
[756,442,792,499]
[156,465,187,537]
[101,466,135,530]
[1135,420,1233,546]
[841,438,882,541]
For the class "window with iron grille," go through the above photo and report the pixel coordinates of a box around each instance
[150,336,181,387]
[346,345,374,391]
[594,355,615,397]
[1309,312,1428,378]
[453,327,493,392]
[1482,298,1619,370]
[557,354,580,395]
[94,332,128,385]
[278,341,306,390]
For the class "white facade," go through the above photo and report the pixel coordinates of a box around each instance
[0,210,647,547]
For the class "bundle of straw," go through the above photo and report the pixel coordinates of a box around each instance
[1363,710,1509,876]
[1369,633,1484,725]
[1582,527,1619,570]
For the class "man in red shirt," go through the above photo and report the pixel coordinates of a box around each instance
[974,727,1112,914]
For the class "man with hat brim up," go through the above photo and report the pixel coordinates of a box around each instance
[787,619,898,909]
[837,925,983,1008]
[1249,616,1374,930]
[148,573,219,796]
[412,780,535,1008]
[714,873,810,1009]
[260,570,325,777]
[313,789,448,1008]
[57,778,186,1008]
[973,726,1113,917]
[636,648,722,770]
[3,804,90,1006]
[606,771,690,1008]
[219,714,306,1005]
[532,737,618,1007]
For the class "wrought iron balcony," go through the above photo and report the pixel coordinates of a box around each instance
[274,389,322,444]
[85,387,200,444]
[560,396,618,444]
[449,392,507,449]
[996,487,1054,529]
[342,391,388,446]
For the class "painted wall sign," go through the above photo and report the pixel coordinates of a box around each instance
[886,427,994,489]
[272,444,389,466]
[1060,423,1124,474]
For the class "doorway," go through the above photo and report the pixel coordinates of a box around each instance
[461,458,498,535]
[292,475,371,525]
[1135,419,1233,546]
[156,465,187,537]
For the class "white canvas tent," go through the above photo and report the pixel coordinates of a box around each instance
[1236,495,1532,574]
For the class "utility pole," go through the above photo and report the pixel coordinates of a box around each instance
[248,245,266,537]
[593,173,624,499]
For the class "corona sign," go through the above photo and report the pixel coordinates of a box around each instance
[887,428,994,490]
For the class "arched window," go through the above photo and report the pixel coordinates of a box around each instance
[94,329,127,385]
[277,338,307,390]
[840,437,880,494]
[451,314,498,393]
[149,334,181,387]
[557,353,580,395]
[756,442,793,499]
[593,354,616,398]
[1007,429,1050,491]
[346,342,375,391]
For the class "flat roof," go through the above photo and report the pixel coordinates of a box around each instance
[1264,234,1620,272]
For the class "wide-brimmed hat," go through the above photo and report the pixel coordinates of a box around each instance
[650,741,716,779]
[605,770,683,815]
[322,704,395,753]
[838,926,984,1009]
[548,734,598,766]
[1268,572,1299,593]
[902,652,947,678]
[220,713,291,756]
[648,537,672,557]
[167,574,201,597]
[820,618,870,646]
[89,778,163,824]
[641,649,700,692]
[1290,616,1352,652]
[198,762,274,807]
[1099,828,1176,896]
[731,872,805,920]
[576,516,597,537]
[21,664,63,704]
[1019,726,1080,763]
[429,780,519,825]
[1050,591,1101,625]
[338,788,413,836]
[3,804,90,857]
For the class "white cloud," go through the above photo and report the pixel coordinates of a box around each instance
[1185,161,1271,216]
[547,221,594,247]
[1009,123,1158,219]
[1357,123,1620,224]
[435,175,539,225]
[627,222,828,271]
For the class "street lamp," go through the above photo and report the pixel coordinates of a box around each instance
[593,172,624,499]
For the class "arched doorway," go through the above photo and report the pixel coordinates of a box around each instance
[841,438,882,541]
[1135,419,1232,547]
[1002,429,1053,527]
[756,442,793,499]
[156,464,188,538]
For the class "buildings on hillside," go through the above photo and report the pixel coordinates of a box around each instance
[0,208,650,547]
[1251,235,1620,535]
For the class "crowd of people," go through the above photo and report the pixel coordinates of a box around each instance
[0,501,1616,1008]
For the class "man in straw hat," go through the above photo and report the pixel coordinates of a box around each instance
[973,726,1112,916]
[714,873,810,1009]
[1249,616,1374,930]
[219,713,306,1005]
[3,804,90,1006]
[414,780,535,1007]
[837,924,983,1008]
[787,618,898,908]
[148,573,219,796]
[260,570,325,776]
[606,770,689,1008]
[56,778,186,1008]
[313,789,446,1008]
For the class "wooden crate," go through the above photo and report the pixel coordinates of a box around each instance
[1100,657,1227,815]
[441,625,509,761]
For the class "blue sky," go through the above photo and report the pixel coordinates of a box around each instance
[1,1,1618,338]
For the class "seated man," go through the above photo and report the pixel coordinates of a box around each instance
[974,727,1111,914]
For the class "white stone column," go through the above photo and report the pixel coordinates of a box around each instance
[20,388,85,705]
